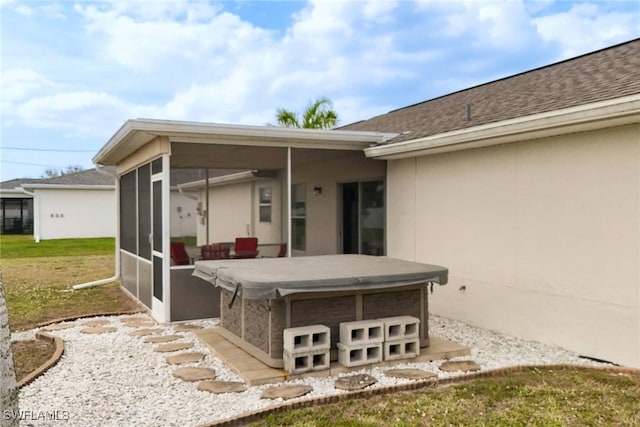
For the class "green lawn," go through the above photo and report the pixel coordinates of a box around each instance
[0,235,115,258]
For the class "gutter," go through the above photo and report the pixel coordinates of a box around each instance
[72,164,120,290]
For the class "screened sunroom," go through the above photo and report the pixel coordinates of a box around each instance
[93,119,391,323]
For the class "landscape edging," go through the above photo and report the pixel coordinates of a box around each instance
[16,331,64,388]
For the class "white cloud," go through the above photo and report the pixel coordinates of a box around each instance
[0,69,52,101]
[362,0,399,23]
[14,91,140,137]
[415,0,536,50]
[533,3,640,57]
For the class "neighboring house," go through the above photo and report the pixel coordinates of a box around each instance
[21,168,117,241]
[92,39,640,367]
[0,168,200,241]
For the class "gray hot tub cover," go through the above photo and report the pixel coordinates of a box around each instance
[192,254,447,300]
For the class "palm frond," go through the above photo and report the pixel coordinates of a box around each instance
[276,108,301,128]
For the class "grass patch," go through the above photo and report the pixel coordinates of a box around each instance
[12,339,56,382]
[0,235,115,258]
[251,367,640,427]
[2,255,140,331]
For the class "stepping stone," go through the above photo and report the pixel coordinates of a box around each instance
[166,352,205,365]
[43,323,74,331]
[80,326,117,334]
[198,380,247,394]
[173,367,216,382]
[385,369,437,381]
[84,319,111,326]
[334,374,377,391]
[128,328,164,337]
[122,320,155,328]
[143,335,183,343]
[174,324,203,332]
[439,360,481,373]
[154,342,194,353]
[261,384,313,400]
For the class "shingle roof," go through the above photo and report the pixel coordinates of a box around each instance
[340,38,640,144]
[0,178,43,190]
[38,167,116,186]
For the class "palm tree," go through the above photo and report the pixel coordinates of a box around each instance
[1,274,19,427]
[276,97,339,129]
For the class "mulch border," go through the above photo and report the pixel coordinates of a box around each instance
[16,309,145,388]
[35,309,145,328]
[16,331,64,388]
[197,364,640,427]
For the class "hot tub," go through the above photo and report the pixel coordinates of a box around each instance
[193,255,447,368]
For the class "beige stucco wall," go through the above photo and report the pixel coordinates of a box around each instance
[386,124,640,367]
[196,178,281,246]
[292,151,386,256]
[36,188,116,239]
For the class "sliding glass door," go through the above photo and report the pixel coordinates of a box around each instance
[341,180,384,255]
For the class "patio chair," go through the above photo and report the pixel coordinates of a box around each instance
[170,242,191,265]
[201,243,231,260]
[232,237,259,259]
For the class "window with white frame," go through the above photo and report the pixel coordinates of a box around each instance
[259,186,272,223]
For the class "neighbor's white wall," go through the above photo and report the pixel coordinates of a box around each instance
[387,124,640,368]
[170,191,197,238]
[292,151,386,256]
[36,188,116,239]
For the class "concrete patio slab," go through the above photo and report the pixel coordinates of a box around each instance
[194,328,470,386]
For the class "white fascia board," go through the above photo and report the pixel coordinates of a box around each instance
[94,118,396,165]
[365,94,640,160]
[0,189,33,197]
[22,184,115,190]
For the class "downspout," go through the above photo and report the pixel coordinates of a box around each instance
[73,164,120,290]
[205,168,210,244]
[287,147,292,257]
[19,188,40,243]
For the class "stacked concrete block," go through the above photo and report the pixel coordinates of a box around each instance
[283,325,330,374]
[337,319,384,367]
[382,316,421,361]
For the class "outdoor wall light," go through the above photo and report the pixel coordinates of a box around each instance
[313,186,323,195]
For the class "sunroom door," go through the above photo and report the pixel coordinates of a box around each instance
[151,157,169,321]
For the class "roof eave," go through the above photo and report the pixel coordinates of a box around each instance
[364,94,640,160]
[94,119,397,166]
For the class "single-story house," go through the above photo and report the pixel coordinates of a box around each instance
[0,168,201,242]
[92,39,640,367]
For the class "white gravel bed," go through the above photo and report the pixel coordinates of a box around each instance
[18,313,605,427]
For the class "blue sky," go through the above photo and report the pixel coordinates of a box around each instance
[1,0,639,181]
